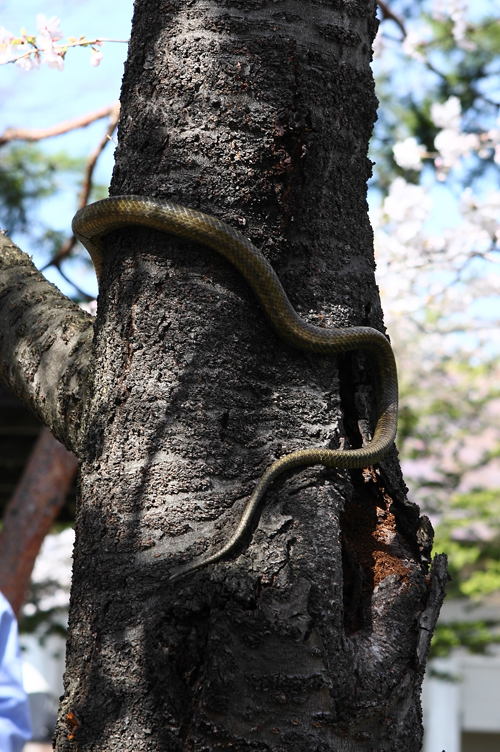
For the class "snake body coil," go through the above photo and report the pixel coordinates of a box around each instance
[73,196,398,580]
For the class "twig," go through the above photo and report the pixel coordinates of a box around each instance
[79,102,120,208]
[377,0,406,38]
[42,235,78,272]
[41,102,120,282]
[0,101,119,146]
[52,261,95,301]
[1,37,129,68]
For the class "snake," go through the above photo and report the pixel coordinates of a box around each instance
[73,196,398,580]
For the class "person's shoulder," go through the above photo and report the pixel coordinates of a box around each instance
[0,590,15,621]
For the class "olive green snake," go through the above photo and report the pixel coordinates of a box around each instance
[72,196,398,580]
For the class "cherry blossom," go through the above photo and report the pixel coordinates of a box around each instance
[90,48,103,67]
[22,528,74,620]
[393,137,425,171]
[35,14,63,45]
[79,299,97,316]
[401,28,431,62]
[0,26,15,64]
[460,189,500,242]
[0,15,127,71]
[33,13,65,70]
[432,0,477,52]
[431,97,462,130]
[15,52,39,72]
[372,77,500,516]
[434,130,480,174]
[432,0,476,52]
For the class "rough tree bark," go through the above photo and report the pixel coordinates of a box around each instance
[0,0,448,750]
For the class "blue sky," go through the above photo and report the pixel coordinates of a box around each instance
[1,1,496,309]
[1,0,134,296]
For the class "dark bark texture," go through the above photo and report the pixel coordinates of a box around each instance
[0,234,93,454]
[49,0,447,750]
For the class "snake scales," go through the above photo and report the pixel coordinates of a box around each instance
[73,196,398,580]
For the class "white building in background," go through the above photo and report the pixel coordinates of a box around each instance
[422,650,500,752]
[422,598,500,752]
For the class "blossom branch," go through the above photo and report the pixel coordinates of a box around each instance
[0,15,128,71]
[1,36,129,69]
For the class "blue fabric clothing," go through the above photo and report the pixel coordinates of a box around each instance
[0,592,32,752]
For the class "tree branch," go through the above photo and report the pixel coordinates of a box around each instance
[41,102,120,279]
[0,101,120,147]
[0,427,78,618]
[378,0,407,37]
[79,101,120,207]
[51,260,95,301]
[0,233,94,453]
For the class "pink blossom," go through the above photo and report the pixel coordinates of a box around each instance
[393,137,424,171]
[14,43,40,71]
[372,28,384,59]
[15,53,39,71]
[33,15,64,71]
[431,96,461,130]
[0,25,15,64]
[402,29,431,62]
[434,129,479,170]
[23,528,75,617]
[41,46,64,71]
[90,48,103,67]
[36,14,63,42]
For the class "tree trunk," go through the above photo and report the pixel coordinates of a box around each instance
[0,0,447,749]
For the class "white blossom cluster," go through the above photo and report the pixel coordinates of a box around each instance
[386,0,477,61]
[0,14,103,71]
[393,96,500,178]
[432,0,477,52]
[373,89,500,512]
[22,528,74,628]
[377,94,500,326]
